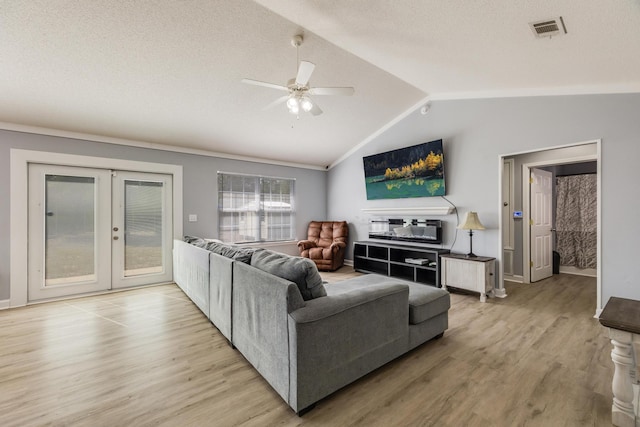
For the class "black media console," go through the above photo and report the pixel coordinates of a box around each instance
[353,241,449,287]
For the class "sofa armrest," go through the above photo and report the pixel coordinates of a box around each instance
[297,240,316,250]
[231,261,306,407]
[173,239,210,315]
[287,283,409,412]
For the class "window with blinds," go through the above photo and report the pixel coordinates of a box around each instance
[217,172,295,243]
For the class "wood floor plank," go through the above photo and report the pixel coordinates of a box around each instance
[0,272,614,426]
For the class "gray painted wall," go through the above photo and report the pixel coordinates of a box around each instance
[0,130,327,301]
[328,93,640,307]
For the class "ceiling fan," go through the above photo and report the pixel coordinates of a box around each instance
[241,35,355,116]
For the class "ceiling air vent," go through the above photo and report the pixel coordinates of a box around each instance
[529,17,567,38]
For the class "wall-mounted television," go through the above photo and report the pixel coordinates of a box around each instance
[363,139,446,200]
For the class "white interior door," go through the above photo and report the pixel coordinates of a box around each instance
[530,168,553,282]
[28,164,112,300]
[111,171,173,288]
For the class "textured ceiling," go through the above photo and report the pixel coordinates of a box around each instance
[2,1,639,168]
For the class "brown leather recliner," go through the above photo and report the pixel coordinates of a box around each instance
[297,221,349,271]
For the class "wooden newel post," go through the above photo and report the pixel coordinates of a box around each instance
[609,330,636,427]
[599,297,640,427]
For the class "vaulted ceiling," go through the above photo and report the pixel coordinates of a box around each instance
[2,1,639,168]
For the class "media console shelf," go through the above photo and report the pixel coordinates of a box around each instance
[353,241,449,287]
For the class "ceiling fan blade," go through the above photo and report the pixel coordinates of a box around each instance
[263,95,290,110]
[309,99,323,116]
[295,61,315,86]
[241,78,289,92]
[309,87,355,96]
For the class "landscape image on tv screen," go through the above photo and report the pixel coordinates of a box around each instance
[363,139,445,200]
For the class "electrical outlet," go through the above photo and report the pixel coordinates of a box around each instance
[188,214,197,222]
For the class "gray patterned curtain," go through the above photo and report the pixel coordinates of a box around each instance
[555,174,597,269]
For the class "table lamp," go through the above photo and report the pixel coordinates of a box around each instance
[458,211,485,258]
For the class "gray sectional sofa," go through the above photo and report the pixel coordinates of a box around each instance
[173,237,450,414]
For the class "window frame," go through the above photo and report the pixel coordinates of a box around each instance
[217,172,296,244]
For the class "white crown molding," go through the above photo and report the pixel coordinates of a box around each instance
[428,84,640,101]
[328,87,639,171]
[0,122,327,171]
[328,95,430,170]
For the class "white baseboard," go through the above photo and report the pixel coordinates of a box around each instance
[503,274,523,283]
[559,266,597,277]
[0,299,10,310]
[493,288,508,298]
[344,259,353,267]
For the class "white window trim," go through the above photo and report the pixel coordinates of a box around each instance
[218,172,295,244]
[9,149,183,308]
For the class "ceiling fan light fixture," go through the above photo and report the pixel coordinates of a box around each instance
[288,102,300,115]
[300,97,313,112]
[242,34,354,117]
[286,96,298,109]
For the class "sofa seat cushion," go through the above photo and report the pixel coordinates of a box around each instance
[404,282,450,325]
[327,274,449,325]
[250,249,327,301]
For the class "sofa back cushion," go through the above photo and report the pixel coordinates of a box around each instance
[250,249,327,301]
[205,241,254,264]
[183,236,254,263]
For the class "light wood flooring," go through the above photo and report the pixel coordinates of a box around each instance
[0,270,613,426]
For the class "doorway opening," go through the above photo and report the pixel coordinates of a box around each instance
[498,140,601,314]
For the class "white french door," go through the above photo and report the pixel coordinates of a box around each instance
[28,164,173,301]
[112,171,173,289]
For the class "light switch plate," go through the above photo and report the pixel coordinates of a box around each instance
[188,214,197,222]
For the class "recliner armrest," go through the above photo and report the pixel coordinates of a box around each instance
[328,241,346,253]
[297,240,316,250]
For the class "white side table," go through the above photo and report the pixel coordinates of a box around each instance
[440,253,495,302]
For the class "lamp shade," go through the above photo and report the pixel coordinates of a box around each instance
[458,211,485,230]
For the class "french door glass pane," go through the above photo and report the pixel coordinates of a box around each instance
[45,175,96,285]
[124,180,164,276]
